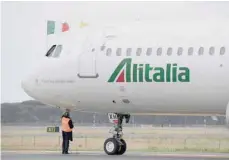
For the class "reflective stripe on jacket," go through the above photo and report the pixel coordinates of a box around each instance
[61,117,72,132]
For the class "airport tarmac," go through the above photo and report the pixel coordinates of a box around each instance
[2,151,229,160]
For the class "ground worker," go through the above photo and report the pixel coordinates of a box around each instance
[61,111,74,154]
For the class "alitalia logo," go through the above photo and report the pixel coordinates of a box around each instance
[108,58,190,83]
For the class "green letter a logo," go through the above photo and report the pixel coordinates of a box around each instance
[108,58,131,82]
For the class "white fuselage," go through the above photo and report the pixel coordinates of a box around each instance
[22,23,229,116]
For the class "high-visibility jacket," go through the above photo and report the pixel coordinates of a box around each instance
[61,117,72,132]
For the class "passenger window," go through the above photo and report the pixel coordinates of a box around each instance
[45,45,56,57]
[53,45,63,57]
[126,48,132,56]
[146,48,152,56]
[167,47,172,56]
[136,48,142,56]
[220,47,226,55]
[157,47,162,56]
[188,47,193,56]
[177,47,183,56]
[116,48,122,56]
[209,47,215,55]
[198,47,204,55]
[106,48,112,56]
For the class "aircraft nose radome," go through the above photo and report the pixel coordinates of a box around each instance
[21,75,35,97]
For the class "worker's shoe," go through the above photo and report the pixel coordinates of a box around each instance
[62,151,69,154]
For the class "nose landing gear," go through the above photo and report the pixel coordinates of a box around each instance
[104,113,130,155]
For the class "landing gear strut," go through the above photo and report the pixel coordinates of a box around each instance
[104,113,130,155]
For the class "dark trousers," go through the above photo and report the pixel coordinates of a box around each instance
[62,131,70,153]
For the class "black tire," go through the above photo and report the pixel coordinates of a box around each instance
[117,139,126,155]
[104,138,119,155]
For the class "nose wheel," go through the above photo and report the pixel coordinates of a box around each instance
[117,139,127,155]
[104,138,127,155]
[104,138,119,155]
[104,113,130,155]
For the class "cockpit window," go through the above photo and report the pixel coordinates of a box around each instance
[53,45,63,57]
[45,45,63,58]
[45,45,56,57]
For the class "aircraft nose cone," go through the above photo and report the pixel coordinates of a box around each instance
[21,75,35,97]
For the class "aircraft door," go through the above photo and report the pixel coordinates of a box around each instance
[77,39,99,78]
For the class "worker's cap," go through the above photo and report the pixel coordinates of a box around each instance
[63,111,70,117]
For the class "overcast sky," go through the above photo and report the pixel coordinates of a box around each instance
[1,1,229,103]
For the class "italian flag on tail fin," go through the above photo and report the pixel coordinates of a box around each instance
[47,20,69,35]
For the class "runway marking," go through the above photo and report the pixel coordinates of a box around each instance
[2,150,229,158]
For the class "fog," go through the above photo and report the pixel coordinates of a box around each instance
[1,1,229,103]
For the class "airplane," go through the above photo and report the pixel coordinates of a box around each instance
[21,21,229,155]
